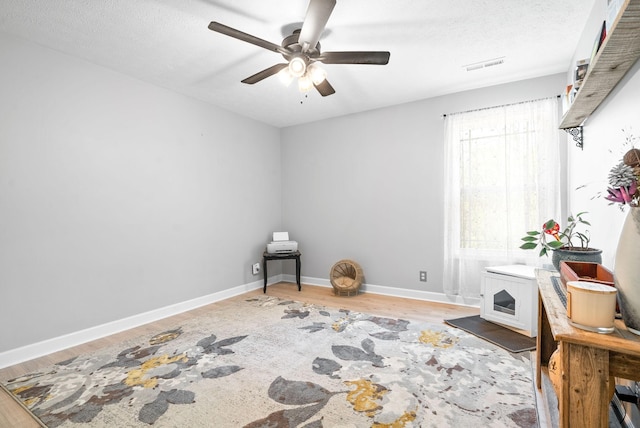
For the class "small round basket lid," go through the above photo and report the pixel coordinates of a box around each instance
[567,280,616,294]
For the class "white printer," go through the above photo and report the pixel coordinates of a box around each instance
[266,232,298,254]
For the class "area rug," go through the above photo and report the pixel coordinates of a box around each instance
[444,315,537,353]
[3,296,537,427]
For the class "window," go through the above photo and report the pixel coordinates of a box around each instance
[443,98,561,298]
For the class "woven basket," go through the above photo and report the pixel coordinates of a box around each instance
[330,259,363,296]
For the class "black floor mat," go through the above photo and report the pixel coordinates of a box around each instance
[445,315,536,353]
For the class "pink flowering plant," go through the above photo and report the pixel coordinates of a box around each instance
[605,130,640,208]
[520,212,592,257]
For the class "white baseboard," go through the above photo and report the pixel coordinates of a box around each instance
[0,280,266,369]
[0,275,478,369]
[284,274,481,307]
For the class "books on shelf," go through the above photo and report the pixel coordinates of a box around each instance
[562,84,574,115]
[562,57,589,114]
[590,21,607,65]
[574,58,589,89]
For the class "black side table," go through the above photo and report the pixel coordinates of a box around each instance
[262,250,301,293]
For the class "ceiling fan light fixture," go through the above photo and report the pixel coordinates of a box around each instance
[308,64,327,85]
[278,68,295,86]
[288,56,307,78]
[208,0,390,98]
[298,74,314,92]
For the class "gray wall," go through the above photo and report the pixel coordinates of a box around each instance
[280,73,566,293]
[0,34,282,352]
[5,3,635,356]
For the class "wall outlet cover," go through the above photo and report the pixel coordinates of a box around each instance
[252,263,261,275]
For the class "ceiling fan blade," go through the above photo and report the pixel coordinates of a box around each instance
[208,22,287,55]
[241,63,289,84]
[314,79,335,97]
[298,0,336,52]
[318,51,390,65]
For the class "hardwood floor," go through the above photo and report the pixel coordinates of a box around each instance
[0,282,479,427]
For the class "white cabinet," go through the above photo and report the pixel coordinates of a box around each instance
[481,265,538,337]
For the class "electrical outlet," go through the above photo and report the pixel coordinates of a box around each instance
[252,263,261,275]
[419,271,427,282]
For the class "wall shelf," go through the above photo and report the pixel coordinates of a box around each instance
[560,0,640,129]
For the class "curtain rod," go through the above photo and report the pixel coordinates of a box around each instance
[442,95,561,118]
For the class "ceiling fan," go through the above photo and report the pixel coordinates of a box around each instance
[208,0,390,97]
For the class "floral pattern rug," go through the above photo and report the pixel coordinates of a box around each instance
[3,296,537,427]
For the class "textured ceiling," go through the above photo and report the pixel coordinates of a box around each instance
[1,0,594,127]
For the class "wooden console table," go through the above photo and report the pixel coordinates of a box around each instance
[536,269,640,427]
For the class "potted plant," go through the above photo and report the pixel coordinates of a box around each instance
[520,212,602,271]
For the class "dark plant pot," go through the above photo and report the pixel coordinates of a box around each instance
[551,247,602,272]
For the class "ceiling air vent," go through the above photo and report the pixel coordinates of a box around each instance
[464,57,505,72]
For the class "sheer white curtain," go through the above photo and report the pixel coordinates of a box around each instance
[443,97,561,298]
